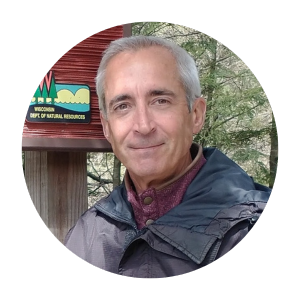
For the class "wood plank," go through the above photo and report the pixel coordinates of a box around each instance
[24,151,87,243]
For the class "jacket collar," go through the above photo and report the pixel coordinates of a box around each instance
[149,147,270,263]
[95,147,271,264]
[95,186,137,230]
[155,147,270,231]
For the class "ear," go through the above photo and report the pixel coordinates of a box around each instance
[192,97,206,134]
[100,112,111,142]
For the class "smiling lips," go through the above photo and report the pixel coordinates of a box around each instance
[129,143,164,150]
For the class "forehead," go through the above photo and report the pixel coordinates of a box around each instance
[104,46,180,89]
[107,46,177,71]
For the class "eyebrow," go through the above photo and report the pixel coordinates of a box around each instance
[147,89,176,98]
[108,89,176,110]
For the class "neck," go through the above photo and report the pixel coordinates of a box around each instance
[128,153,193,195]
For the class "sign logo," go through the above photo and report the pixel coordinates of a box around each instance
[26,71,91,123]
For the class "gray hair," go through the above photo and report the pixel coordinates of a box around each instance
[95,35,201,118]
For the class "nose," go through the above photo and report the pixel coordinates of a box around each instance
[133,105,155,135]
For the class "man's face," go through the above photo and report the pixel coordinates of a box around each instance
[101,46,206,191]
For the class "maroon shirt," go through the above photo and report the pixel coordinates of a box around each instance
[125,144,206,229]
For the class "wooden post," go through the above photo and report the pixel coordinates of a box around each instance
[24,151,87,243]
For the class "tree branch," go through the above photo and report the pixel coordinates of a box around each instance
[87,171,113,185]
[211,103,261,131]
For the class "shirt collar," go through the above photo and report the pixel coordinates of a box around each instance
[125,143,206,229]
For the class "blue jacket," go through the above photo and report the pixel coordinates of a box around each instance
[65,147,271,277]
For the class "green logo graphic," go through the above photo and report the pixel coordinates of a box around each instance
[26,71,91,123]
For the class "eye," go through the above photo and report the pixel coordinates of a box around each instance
[155,98,169,105]
[115,103,129,111]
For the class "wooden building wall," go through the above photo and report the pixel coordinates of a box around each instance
[25,151,88,243]
[22,25,129,151]
[23,24,131,243]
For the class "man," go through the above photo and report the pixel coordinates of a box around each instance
[65,36,271,278]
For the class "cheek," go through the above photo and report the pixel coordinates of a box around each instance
[108,122,130,146]
[162,115,193,136]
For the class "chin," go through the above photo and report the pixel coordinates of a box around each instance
[129,164,164,179]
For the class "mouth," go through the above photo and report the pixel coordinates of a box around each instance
[130,143,164,150]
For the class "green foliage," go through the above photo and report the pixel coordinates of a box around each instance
[131,22,277,186]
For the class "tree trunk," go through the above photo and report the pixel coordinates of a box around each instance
[199,38,218,147]
[269,113,278,188]
[113,155,121,188]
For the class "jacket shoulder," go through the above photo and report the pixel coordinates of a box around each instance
[64,205,100,247]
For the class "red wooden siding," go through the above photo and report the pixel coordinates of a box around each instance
[22,25,130,151]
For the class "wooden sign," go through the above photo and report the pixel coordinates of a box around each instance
[22,24,131,151]
[26,71,91,124]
